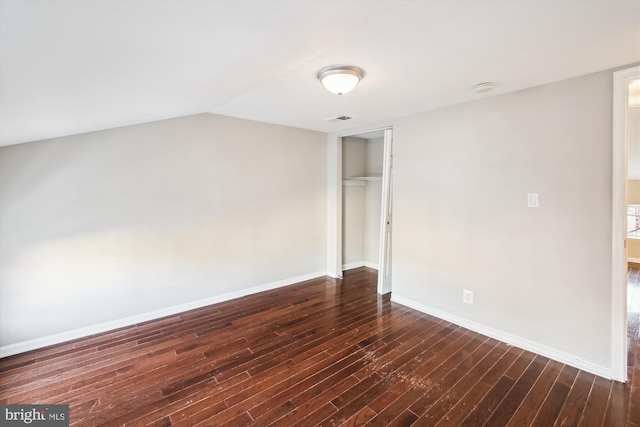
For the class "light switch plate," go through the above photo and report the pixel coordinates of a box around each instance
[527,193,539,208]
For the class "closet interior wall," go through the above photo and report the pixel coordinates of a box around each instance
[342,136,383,271]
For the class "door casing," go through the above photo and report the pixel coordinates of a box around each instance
[327,126,393,296]
[611,65,639,382]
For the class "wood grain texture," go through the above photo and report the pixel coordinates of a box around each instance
[0,266,638,426]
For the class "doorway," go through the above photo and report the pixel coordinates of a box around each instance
[331,128,393,295]
[341,132,384,271]
[612,66,640,382]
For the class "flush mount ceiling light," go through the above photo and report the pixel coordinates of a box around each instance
[317,65,364,95]
[474,82,495,94]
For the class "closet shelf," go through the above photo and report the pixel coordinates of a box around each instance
[349,175,382,181]
[342,176,382,187]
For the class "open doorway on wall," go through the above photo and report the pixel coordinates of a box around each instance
[340,128,393,294]
[625,78,640,384]
[612,66,640,382]
[627,78,640,266]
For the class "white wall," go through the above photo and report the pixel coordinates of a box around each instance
[391,70,613,370]
[342,137,366,266]
[341,137,383,269]
[366,137,384,177]
[0,113,327,348]
[342,137,367,179]
[342,185,365,266]
[364,138,383,266]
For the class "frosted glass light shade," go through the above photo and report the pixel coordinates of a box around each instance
[317,66,363,95]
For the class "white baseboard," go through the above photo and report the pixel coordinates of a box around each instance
[342,261,365,270]
[342,261,379,271]
[628,257,640,264]
[391,295,613,380]
[0,271,327,358]
[364,261,379,270]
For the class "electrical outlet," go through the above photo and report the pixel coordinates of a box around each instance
[527,193,539,208]
[462,289,474,305]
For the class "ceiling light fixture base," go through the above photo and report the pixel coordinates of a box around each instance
[317,65,364,95]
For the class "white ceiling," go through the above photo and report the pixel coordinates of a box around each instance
[1,0,639,146]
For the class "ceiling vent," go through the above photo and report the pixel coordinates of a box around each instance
[474,82,495,94]
[326,115,352,122]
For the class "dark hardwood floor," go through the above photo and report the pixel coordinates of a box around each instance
[1,267,638,426]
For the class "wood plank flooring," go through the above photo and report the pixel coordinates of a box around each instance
[0,267,638,426]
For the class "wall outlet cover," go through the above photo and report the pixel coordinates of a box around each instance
[462,289,474,305]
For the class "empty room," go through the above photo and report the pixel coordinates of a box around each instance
[1,1,639,426]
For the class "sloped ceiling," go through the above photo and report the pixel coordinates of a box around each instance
[1,0,639,146]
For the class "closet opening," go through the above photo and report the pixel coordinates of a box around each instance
[340,128,393,294]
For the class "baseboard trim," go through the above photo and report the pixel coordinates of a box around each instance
[628,257,640,264]
[0,271,327,358]
[391,294,613,380]
[363,261,379,270]
[342,261,365,270]
[342,261,379,271]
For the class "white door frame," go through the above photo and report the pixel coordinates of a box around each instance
[377,129,393,294]
[611,65,639,382]
[327,133,344,279]
[327,126,393,291]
